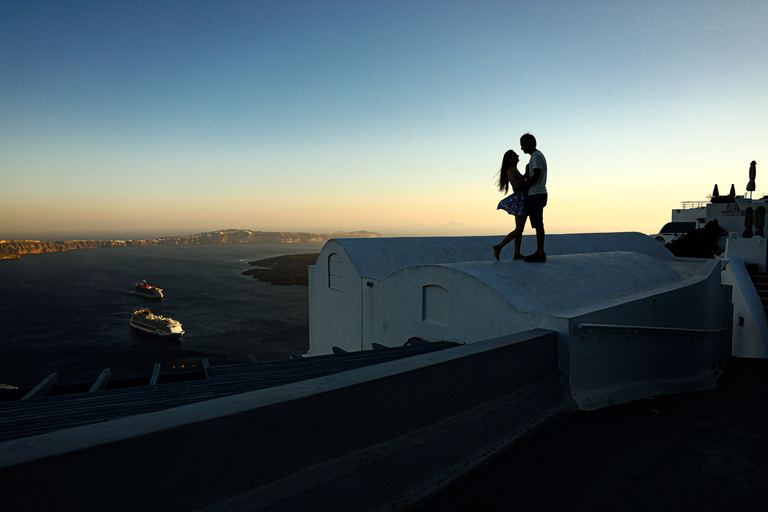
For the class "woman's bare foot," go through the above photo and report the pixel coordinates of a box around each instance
[493,245,501,260]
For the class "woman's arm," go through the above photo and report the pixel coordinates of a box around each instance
[508,167,524,189]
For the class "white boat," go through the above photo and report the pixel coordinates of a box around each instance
[134,281,163,299]
[130,310,184,340]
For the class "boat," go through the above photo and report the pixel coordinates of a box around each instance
[134,280,163,299]
[129,309,184,339]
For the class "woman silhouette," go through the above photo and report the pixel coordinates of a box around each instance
[493,149,528,260]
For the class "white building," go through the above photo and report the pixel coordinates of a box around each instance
[309,232,737,409]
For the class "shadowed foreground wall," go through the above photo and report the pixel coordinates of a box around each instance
[0,330,567,512]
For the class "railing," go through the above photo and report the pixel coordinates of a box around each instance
[679,201,708,209]
[578,323,729,339]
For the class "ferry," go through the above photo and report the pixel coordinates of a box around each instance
[134,280,163,299]
[129,309,184,340]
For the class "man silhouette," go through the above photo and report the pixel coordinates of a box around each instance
[519,133,547,262]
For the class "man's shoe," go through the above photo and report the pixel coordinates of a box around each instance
[524,252,547,262]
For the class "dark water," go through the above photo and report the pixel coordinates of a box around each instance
[0,243,322,388]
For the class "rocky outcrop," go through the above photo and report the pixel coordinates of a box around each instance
[242,253,320,285]
[0,230,380,259]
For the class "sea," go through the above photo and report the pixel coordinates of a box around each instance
[0,243,323,389]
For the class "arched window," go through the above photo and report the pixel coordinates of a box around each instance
[328,253,342,291]
[422,285,449,327]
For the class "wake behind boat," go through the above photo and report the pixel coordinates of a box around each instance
[130,309,184,340]
[135,280,163,299]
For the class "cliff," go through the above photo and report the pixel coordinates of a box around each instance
[0,230,380,260]
[0,239,151,259]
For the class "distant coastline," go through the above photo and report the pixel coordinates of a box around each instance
[0,229,380,260]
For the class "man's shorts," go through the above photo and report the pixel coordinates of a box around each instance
[526,193,547,229]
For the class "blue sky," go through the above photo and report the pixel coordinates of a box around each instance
[1,1,767,240]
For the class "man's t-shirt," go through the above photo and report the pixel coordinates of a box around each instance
[528,150,547,196]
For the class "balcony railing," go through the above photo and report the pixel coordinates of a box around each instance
[679,201,708,209]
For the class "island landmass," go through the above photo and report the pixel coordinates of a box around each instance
[242,253,320,286]
[0,229,379,260]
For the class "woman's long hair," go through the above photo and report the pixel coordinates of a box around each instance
[497,150,518,194]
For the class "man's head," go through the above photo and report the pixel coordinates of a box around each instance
[520,133,537,155]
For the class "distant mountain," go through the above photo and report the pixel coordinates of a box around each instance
[0,229,381,259]
[411,221,464,228]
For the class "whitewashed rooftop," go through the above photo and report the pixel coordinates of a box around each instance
[330,232,674,280]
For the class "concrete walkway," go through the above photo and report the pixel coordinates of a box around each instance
[413,357,768,512]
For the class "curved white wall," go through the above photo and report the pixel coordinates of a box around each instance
[309,233,676,354]
[373,265,545,347]
[309,240,365,354]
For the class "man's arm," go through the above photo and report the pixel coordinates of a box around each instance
[523,168,541,190]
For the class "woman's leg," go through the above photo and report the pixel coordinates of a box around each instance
[494,215,526,259]
[494,232,514,259]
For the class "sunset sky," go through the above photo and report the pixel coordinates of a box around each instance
[2,1,767,240]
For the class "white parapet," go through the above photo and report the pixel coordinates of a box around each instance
[725,233,768,273]
[722,255,768,358]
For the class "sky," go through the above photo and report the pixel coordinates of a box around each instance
[1,1,767,241]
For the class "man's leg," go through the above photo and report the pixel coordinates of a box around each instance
[536,226,545,255]
[524,194,547,262]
